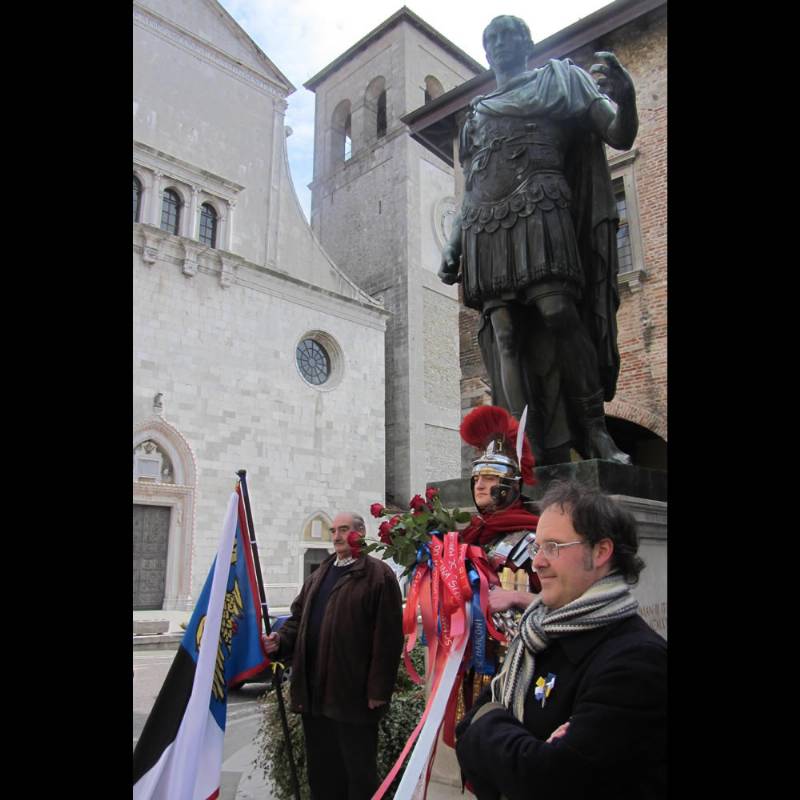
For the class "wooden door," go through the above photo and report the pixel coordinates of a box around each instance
[133,504,171,610]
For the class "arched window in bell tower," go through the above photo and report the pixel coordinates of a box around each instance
[330,99,352,167]
[424,75,444,104]
[344,114,352,161]
[377,91,387,138]
[365,76,387,141]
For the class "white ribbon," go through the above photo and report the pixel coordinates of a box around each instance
[393,604,472,800]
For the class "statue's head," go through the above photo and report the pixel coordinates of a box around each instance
[482,15,534,73]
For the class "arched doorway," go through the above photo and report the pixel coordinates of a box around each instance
[133,417,197,611]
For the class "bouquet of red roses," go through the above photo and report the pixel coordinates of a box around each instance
[364,487,474,575]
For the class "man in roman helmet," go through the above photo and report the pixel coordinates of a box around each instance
[459,405,541,596]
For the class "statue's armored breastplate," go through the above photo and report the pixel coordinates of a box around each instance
[462,111,568,206]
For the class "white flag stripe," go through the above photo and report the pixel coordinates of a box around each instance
[191,711,226,800]
[134,491,240,800]
[393,604,472,800]
[133,739,175,800]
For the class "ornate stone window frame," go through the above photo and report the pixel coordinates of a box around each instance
[133,174,143,223]
[133,141,243,253]
[608,148,647,292]
[133,416,197,611]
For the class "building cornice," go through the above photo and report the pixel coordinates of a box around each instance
[133,225,389,330]
[133,3,292,100]
[133,141,245,199]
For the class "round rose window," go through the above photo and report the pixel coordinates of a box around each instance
[296,338,331,385]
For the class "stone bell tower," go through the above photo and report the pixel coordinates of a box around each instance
[305,7,483,504]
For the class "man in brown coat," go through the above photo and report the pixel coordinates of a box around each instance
[263,511,403,800]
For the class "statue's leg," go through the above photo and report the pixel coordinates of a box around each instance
[487,305,528,420]
[533,292,631,465]
[513,308,568,464]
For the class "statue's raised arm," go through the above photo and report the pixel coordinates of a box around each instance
[588,51,639,150]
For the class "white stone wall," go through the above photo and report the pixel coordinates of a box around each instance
[422,285,461,484]
[134,239,386,608]
[417,152,462,486]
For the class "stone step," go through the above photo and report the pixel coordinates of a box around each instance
[133,632,183,651]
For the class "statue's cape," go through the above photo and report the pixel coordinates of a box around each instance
[472,59,622,411]
[473,58,606,120]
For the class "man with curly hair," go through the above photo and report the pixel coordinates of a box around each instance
[457,480,666,799]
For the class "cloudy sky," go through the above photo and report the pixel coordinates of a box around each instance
[217,0,613,220]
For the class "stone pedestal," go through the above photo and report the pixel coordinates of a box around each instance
[433,459,665,507]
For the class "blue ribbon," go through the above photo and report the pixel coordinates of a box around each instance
[416,542,432,568]
[412,545,433,645]
[466,565,495,676]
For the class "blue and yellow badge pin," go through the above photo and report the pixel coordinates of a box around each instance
[534,673,556,708]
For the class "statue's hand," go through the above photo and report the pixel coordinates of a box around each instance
[590,52,635,105]
[438,244,462,285]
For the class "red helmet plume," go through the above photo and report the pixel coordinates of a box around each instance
[460,405,535,485]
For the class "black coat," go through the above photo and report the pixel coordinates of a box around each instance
[456,614,666,800]
[277,554,403,725]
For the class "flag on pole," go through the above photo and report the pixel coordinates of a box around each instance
[133,485,271,800]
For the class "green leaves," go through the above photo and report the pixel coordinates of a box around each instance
[395,536,420,569]
[253,684,310,800]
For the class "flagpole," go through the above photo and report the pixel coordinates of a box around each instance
[236,470,302,800]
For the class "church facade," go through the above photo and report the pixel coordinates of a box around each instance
[133,0,387,612]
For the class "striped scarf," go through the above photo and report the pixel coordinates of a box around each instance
[491,572,639,722]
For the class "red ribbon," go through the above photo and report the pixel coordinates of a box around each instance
[466,544,507,644]
[402,563,428,684]
[430,533,473,642]
[379,533,512,798]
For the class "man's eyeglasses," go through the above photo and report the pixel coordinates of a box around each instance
[529,540,587,560]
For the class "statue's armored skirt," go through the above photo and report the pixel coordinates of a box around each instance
[459,112,585,312]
